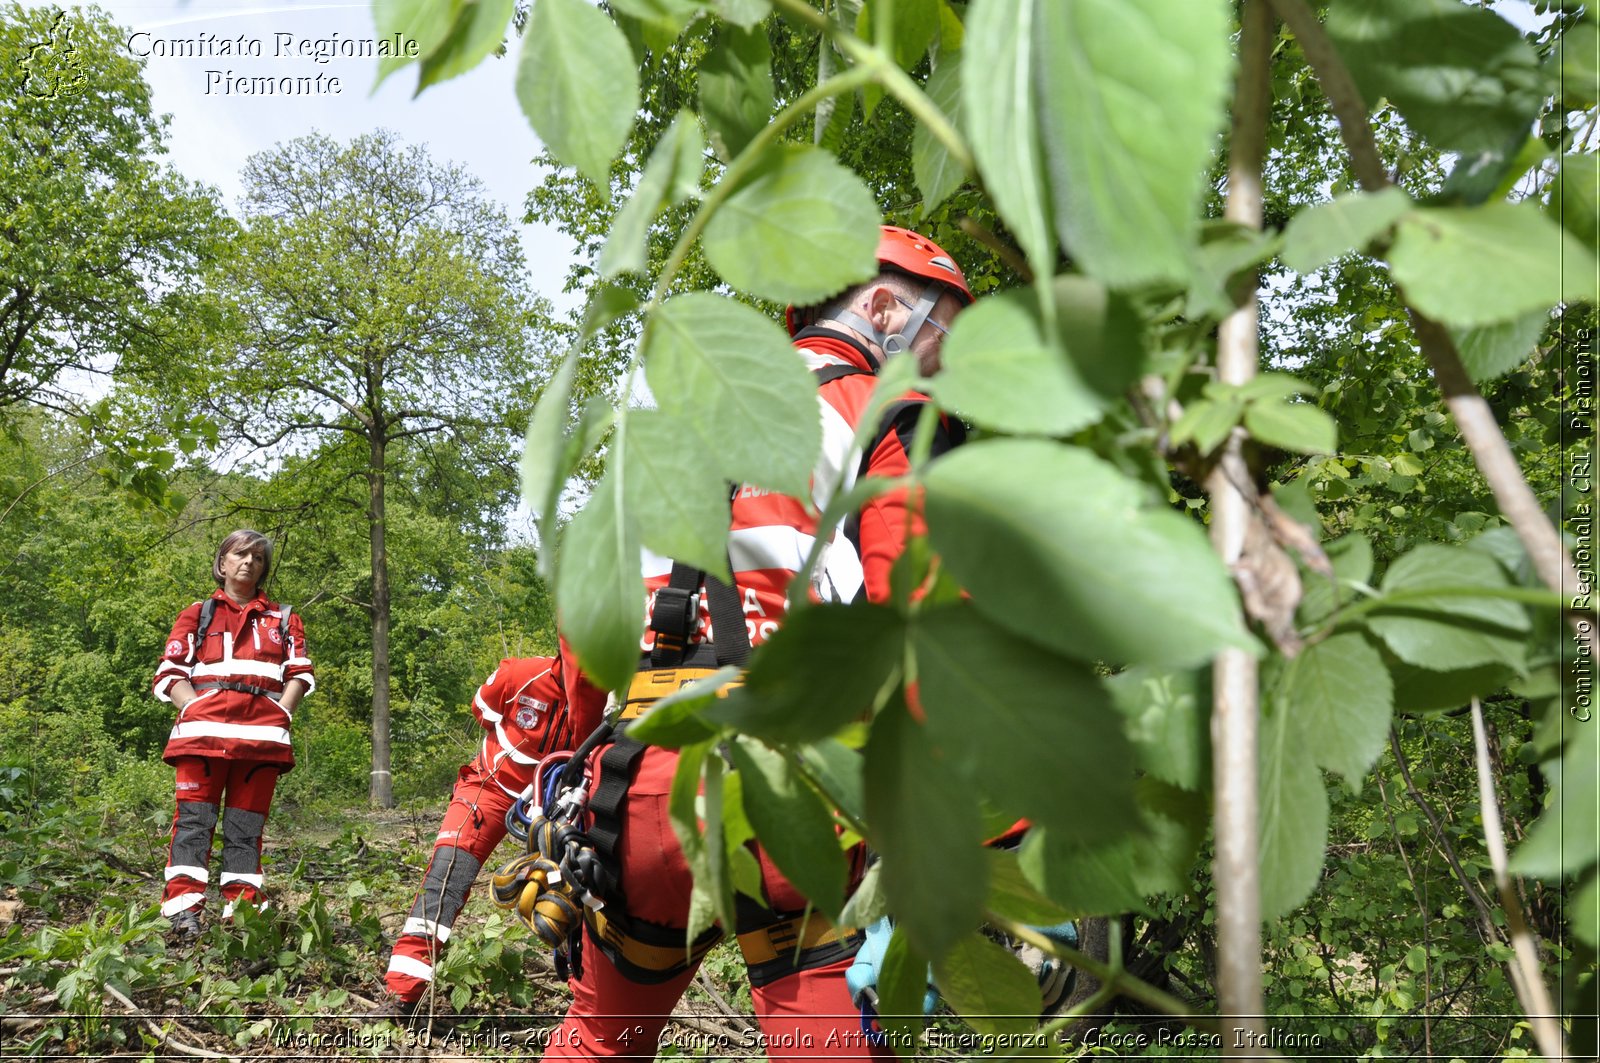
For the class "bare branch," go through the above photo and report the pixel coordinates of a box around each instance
[1209,1,1274,1048]
[1470,700,1567,1060]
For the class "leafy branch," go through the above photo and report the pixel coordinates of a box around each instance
[1269,0,1597,661]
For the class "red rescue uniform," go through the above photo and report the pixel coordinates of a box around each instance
[384,643,607,1003]
[153,590,314,917]
[548,329,963,1061]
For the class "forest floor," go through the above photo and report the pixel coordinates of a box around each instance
[0,794,761,1061]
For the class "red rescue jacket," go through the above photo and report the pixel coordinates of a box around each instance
[640,328,964,650]
[154,590,315,770]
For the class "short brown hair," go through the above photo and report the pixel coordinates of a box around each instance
[213,529,272,590]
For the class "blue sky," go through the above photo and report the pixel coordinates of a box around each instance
[33,0,580,312]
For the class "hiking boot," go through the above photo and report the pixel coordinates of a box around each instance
[361,995,420,1024]
[168,907,202,942]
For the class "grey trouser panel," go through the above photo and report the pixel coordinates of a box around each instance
[170,801,219,868]
[221,806,267,875]
[408,846,483,927]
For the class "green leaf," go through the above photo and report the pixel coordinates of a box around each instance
[925,440,1253,667]
[608,0,700,37]
[417,0,514,90]
[913,603,1136,843]
[698,22,773,163]
[1280,633,1392,788]
[1018,779,1206,917]
[1388,204,1599,328]
[878,926,931,1047]
[1512,731,1600,879]
[600,111,704,279]
[961,0,1054,279]
[932,932,1040,1035]
[1106,666,1210,791]
[797,738,867,829]
[985,849,1073,926]
[865,699,987,959]
[520,346,579,524]
[1572,873,1600,950]
[729,738,846,917]
[1237,373,1314,402]
[701,145,882,306]
[372,0,462,85]
[1367,544,1531,671]
[912,56,966,217]
[1259,698,1331,919]
[669,741,730,939]
[1325,0,1545,155]
[516,0,638,197]
[816,85,857,155]
[1385,654,1514,714]
[621,410,731,579]
[1558,20,1599,108]
[1448,309,1547,384]
[1034,0,1233,287]
[554,460,641,692]
[1244,400,1339,455]
[642,293,822,496]
[932,283,1143,436]
[1169,396,1244,455]
[623,666,733,748]
[1281,187,1412,274]
[712,0,771,29]
[1187,223,1283,320]
[861,0,939,69]
[1553,152,1599,252]
[707,605,904,743]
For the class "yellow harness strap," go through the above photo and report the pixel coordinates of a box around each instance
[736,912,851,966]
[620,666,742,720]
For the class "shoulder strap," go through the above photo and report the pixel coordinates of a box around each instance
[812,364,870,386]
[195,598,218,645]
[648,560,750,669]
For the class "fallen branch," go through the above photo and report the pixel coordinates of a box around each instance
[100,982,234,1060]
[695,970,755,1033]
[1471,700,1567,1061]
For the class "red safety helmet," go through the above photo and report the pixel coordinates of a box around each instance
[786,224,974,336]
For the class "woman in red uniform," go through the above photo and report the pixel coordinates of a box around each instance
[152,529,314,939]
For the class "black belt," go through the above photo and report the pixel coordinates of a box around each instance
[193,679,278,699]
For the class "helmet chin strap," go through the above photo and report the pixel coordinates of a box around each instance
[823,281,945,370]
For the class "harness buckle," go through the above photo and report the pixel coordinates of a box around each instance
[650,585,699,653]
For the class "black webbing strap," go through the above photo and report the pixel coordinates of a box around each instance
[811,363,870,386]
[584,736,643,882]
[648,563,703,668]
[192,679,277,699]
[649,558,752,668]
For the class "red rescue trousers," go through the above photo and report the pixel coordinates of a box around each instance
[162,756,278,918]
[383,755,525,1003]
[544,747,889,1062]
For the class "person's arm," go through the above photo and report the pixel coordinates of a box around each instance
[854,397,964,603]
[154,605,202,705]
[277,677,309,713]
[280,610,315,705]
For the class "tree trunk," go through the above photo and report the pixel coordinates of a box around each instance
[368,430,394,808]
